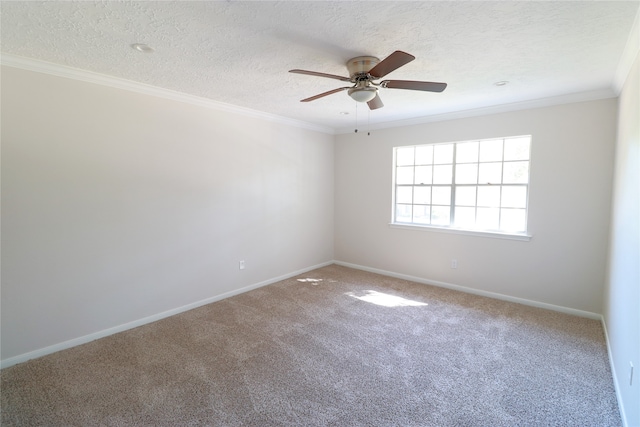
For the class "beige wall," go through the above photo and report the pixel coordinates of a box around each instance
[1,66,335,363]
[605,50,640,427]
[335,99,617,314]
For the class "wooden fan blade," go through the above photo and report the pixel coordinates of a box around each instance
[368,51,415,79]
[289,69,351,82]
[300,87,350,102]
[383,80,447,92]
[367,93,384,110]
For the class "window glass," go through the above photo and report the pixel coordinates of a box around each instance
[456,141,479,163]
[396,204,412,222]
[396,147,414,166]
[501,186,527,208]
[477,186,501,207]
[455,206,476,227]
[433,165,453,184]
[432,186,451,205]
[504,137,530,161]
[455,186,477,206]
[414,186,431,204]
[431,206,451,225]
[479,139,503,162]
[500,208,526,232]
[396,186,413,204]
[396,166,414,185]
[503,161,529,184]
[433,144,454,164]
[477,207,500,229]
[413,205,431,224]
[455,164,478,184]
[415,145,433,165]
[393,135,531,234]
[478,163,502,184]
[414,166,432,185]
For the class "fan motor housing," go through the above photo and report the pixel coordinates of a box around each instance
[347,56,380,80]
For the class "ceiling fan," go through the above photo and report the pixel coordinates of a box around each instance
[289,51,447,110]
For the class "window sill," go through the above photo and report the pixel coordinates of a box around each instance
[389,223,532,241]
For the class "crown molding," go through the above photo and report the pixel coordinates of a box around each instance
[0,53,335,135]
[1,51,626,137]
[335,88,617,135]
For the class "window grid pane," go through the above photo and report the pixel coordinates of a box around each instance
[414,186,431,204]
[393,136,531,233]
[413,205,431,224]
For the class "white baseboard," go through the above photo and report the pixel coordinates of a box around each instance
[0,259,603,368]
[333,260,602,320]
[4,259,623,423]
[601,318,629,427]
[0,261,333,369]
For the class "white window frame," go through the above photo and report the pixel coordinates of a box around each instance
[390,136,533,241]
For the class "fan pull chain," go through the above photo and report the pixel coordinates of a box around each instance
[354,103,359,133]
[353,104,372,135]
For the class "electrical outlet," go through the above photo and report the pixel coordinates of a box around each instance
[451,259,458,269]
[239,260,245,270]
[630,362,634,386]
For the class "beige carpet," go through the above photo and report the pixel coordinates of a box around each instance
[1,265,621,426]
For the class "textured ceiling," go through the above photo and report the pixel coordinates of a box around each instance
[1,1,638,132]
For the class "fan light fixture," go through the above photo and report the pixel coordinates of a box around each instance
[348,87,377,103]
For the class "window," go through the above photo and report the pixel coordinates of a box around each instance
[393,135,531,235]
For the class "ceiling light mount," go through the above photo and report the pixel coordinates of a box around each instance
[346,56,380,79]
[131,43,154,53]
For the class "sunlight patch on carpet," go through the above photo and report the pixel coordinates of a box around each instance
[346,290,428,307]
[297,278,323,285]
